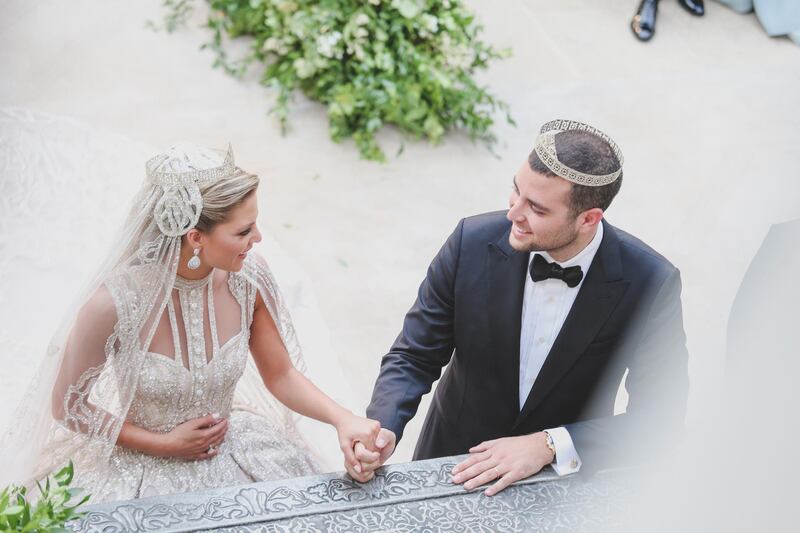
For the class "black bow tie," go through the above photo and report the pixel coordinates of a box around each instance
[529,253,584,288]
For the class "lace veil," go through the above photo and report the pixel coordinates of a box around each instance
[0,109,319,488]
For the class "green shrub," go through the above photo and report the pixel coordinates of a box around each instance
[166,0,513,161]
[0,462,89,533]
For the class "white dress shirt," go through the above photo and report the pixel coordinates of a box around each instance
[518,222,604,475]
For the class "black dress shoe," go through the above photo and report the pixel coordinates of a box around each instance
[631,0,658,42]
[677,0,704,16]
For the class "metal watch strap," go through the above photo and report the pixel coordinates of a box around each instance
[543,430,556,462]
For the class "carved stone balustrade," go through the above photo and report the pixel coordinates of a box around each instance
[69,455,632,532]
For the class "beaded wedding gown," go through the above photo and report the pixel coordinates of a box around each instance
[0,108,352,503]
[72,263,319,502]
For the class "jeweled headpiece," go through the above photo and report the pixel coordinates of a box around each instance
[146,142,235,237]
[533,119,624,187]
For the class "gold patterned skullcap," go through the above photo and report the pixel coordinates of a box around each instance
[533,119,624,187]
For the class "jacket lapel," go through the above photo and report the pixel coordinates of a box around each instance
[487,227,529,415]
[512,221,630,430]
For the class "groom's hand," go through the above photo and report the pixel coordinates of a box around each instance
[345,428,396,482]
[357,428,396,472]
[451,433,554,496]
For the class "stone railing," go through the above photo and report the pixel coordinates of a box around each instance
[69,455,631,532]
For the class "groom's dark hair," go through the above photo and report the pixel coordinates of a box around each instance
[528,130,623,218]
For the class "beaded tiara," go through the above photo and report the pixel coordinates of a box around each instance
[146,143,236,237]
[146,143,235,187]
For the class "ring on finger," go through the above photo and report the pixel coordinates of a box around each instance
[207,445,217,454]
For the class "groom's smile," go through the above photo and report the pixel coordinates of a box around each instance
[511,223,532,238]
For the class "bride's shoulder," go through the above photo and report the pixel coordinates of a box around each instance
[106,263,160,288]
[102,264,160,309]
[73,284,118,333]
[81,285,116,316]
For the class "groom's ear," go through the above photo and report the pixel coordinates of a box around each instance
[577,208,604,232]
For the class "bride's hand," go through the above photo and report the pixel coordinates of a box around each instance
[334,413,381,481]
[158,413,229,460]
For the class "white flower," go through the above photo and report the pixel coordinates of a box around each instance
[352,44,366,61]
[446,45,475,69]
[293,58,315,78]
[262,37,281,52]
[353,13,370,26]
[276,1,297,13]
[288,13,309,38]
[391,0,423,19]
[439,33,475,69]
[440,13,457,31]
[317,31,343,58]
[420,14,438,34]
[369,0,381,5]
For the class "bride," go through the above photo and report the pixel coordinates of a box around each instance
[0,139,379,502]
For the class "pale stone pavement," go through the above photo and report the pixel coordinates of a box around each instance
[1,0,798,464]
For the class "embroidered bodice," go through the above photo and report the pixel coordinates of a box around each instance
[125,270,256,432]
[76,266,318,502]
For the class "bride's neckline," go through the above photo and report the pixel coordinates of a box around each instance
[174,270,215,292]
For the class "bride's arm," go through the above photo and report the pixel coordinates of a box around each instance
[249,293,379,473]
[51,287,116,421]
[53,286,230,460]
[116,416,228,460]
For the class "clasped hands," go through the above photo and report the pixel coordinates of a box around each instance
[345,426,554,497]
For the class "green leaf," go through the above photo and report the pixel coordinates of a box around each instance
[429,68,452,89]
[22,520,45,532]
[0,458,89,531]
[66,487,87,502]
[423,114,445,142]
[365,117,382,132]
[331,87,357,116]
[406,106,427,122]
[21,502,30,526]
[53,461,74,487]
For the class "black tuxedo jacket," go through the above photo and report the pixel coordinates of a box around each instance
[367,211,688,467]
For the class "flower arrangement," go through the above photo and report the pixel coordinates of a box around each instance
[166,0,512,161]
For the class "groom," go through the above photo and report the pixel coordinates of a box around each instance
[351,119,689,495]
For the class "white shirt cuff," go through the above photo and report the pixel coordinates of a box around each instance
[545,427,581,476]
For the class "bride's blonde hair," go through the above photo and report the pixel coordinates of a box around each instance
[194,168,259,233]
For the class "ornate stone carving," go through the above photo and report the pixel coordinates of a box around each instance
[69,455,630,532]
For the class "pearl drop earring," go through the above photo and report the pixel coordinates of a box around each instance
[188,248,201,270]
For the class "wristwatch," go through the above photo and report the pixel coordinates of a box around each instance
[543,430,556,462]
